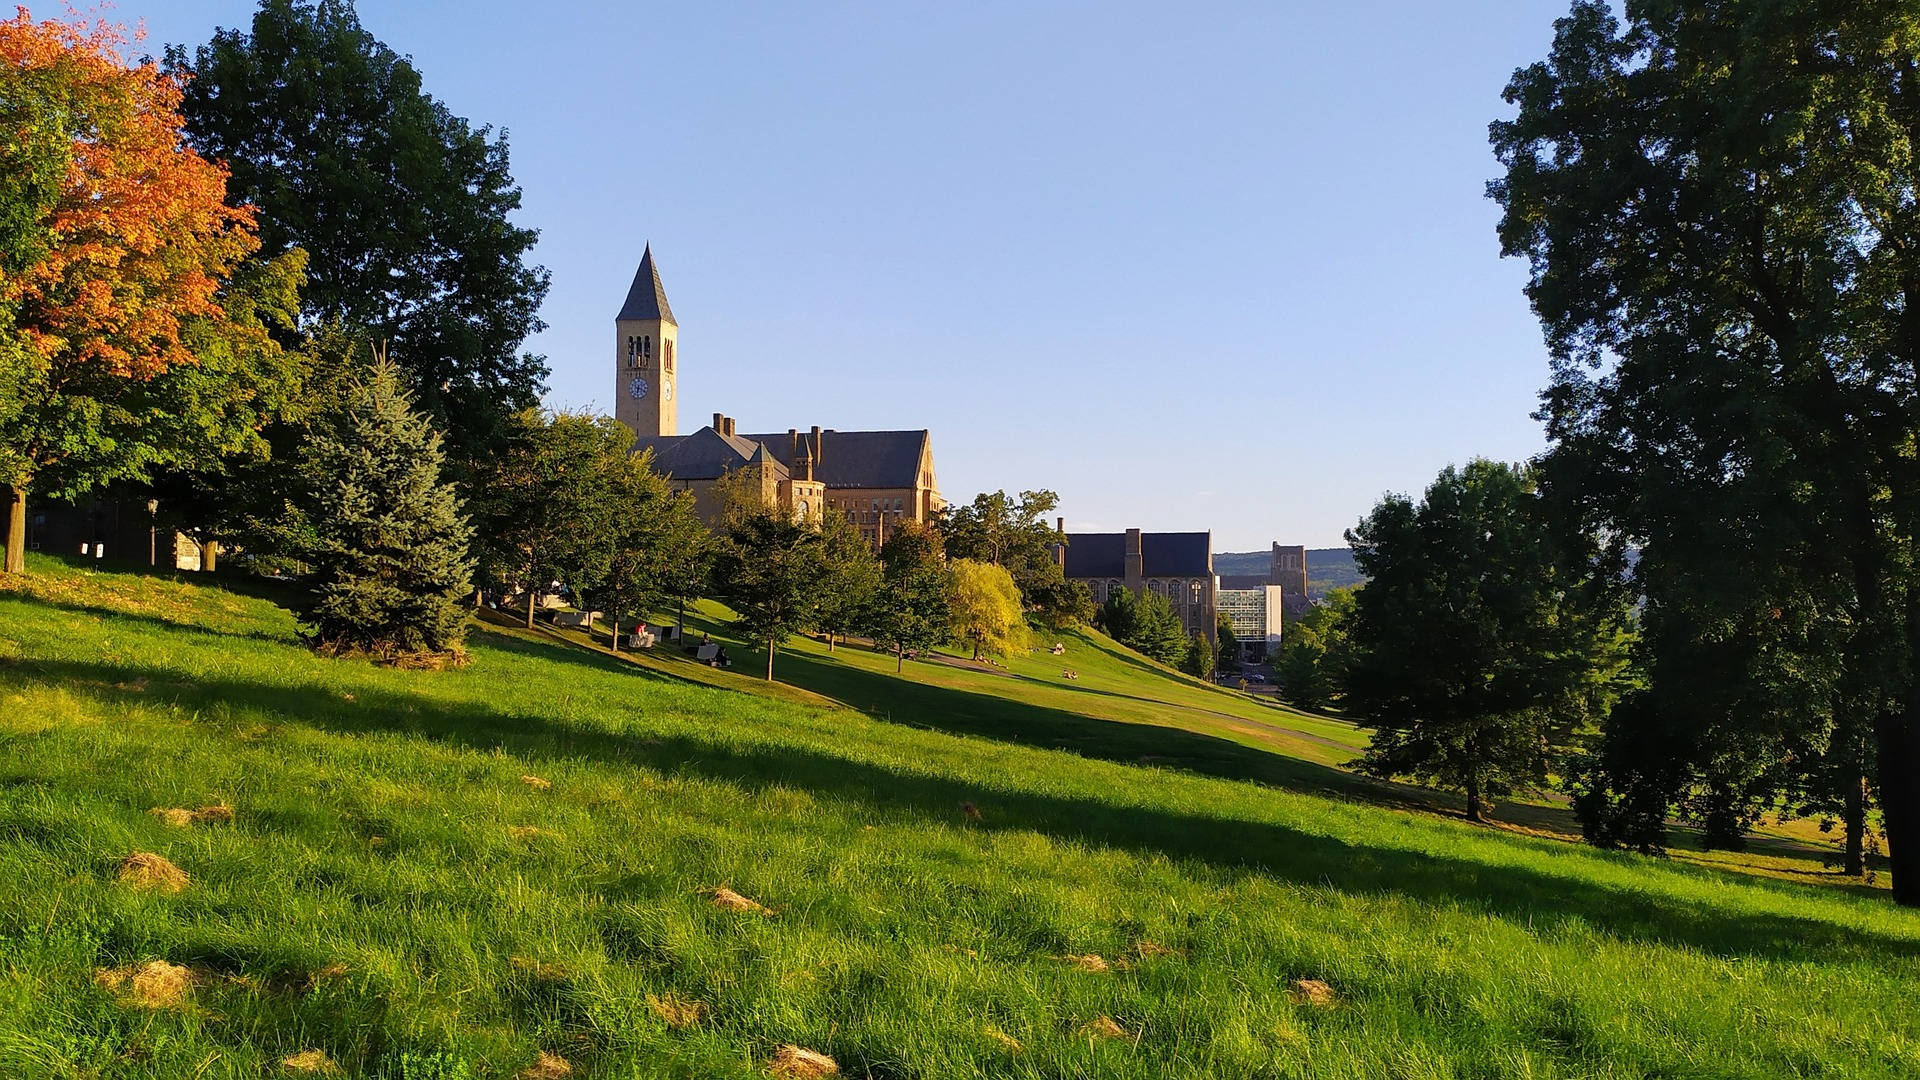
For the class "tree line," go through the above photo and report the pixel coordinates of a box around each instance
[1265,0,1920,907]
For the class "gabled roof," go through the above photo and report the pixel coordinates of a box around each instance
[1062,532,1213,580]
[737,429,931,490]
[616,244,676,324]
[632,426,783,482]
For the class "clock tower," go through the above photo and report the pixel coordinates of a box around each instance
[614,244,678,437]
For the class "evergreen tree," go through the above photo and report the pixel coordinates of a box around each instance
[297,352,473,660]
[1276,631,1334,711]
[872,522,951,672]
[1344,460,1630,822]
[1096,587,1188,666]
[1182,631,1214,678]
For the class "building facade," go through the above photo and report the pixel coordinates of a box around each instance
[618,250,942,535]
[1216,584,1284,659]
[1061,527,1217,642]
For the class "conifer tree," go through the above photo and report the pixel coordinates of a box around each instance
[298,351,473,660]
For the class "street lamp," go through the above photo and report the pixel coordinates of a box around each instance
[146,498,159,568]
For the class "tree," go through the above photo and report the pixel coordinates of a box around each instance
[167,0,550,459]
[466,411,629,628]
[1215,613,1239,671]
[1181,631,1214,678]
[1276,630,1335,712]
[1277,585,1358,710]
[871,521,950,672]
[1344,461,1630,822]
[813,508,882,652]
[1491,0,1920,899]
[582,452,707,653]
[947,558,1028,662]
[714,509,830,681]
[941,489,1084,624]
[1096,587,1188,666]
[295,352,473,660]
[1,10,278,575]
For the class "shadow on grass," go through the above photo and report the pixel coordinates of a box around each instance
[7,643,1915,965]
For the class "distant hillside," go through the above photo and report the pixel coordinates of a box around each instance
[1214,547,1363,598]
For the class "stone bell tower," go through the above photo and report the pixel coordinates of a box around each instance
[614,244,678,437]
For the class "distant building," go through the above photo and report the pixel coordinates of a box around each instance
[1216,583,1284,658]
[614,247,943,538]
[1061,526,1217,642]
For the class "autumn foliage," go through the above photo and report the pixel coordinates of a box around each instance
[0,7,257,379]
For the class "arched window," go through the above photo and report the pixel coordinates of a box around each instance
[1108,579,1121,596]
[798,501,811,522]
[1190,580,1203,605]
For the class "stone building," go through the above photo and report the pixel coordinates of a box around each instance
[1061,526,1217,642]
[618,249,943,537]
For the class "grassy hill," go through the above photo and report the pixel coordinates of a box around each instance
[3,558,1918,1078]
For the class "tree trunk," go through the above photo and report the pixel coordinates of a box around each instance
[896,643,904,673]
[610,616,620,654]
[4,485,24,575]
[1879,701,1920,906]
[827,632,836,653]
[1845,772,1868,877]
[1464,769,1485,823]
[526,589,537,630]
[766,636,776,681]
[200,540,218,573]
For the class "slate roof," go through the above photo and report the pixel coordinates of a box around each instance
[737,429,931,490]
[1062,532,1213,580]
[631,427,783,482]
[1217,574,1272,591]
[616,245,676,324]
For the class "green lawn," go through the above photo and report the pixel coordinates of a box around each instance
[2,557,1918,1078]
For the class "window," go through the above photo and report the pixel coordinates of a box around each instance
[664,340,674,371]
[798,500,811,522]
[1190,581,1203,605]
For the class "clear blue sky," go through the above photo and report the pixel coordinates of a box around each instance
[129,0,1576,551]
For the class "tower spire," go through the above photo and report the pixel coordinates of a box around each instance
[617,243,676,324]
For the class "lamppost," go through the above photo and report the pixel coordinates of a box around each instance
[146,498,159,568]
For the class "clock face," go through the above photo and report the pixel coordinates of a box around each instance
[627,376,649,400]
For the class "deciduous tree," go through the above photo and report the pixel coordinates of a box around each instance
[947,558,1028,662]
[871,521,949,673]
[714,508,831,681]
[1,10,272,574]
[167,0,550,459]
[1492,0,1920,899]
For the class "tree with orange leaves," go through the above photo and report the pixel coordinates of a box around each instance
[0,8,297,574]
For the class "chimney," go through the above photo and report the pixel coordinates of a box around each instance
[712,412,724,432]
[1125,528,1144,589]
[810,426,823,466]
[1056,516,1065,534]
[723,416,736,437]
[788,428,798,458]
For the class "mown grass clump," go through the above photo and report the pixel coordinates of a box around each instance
[1,556,1917,1078]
